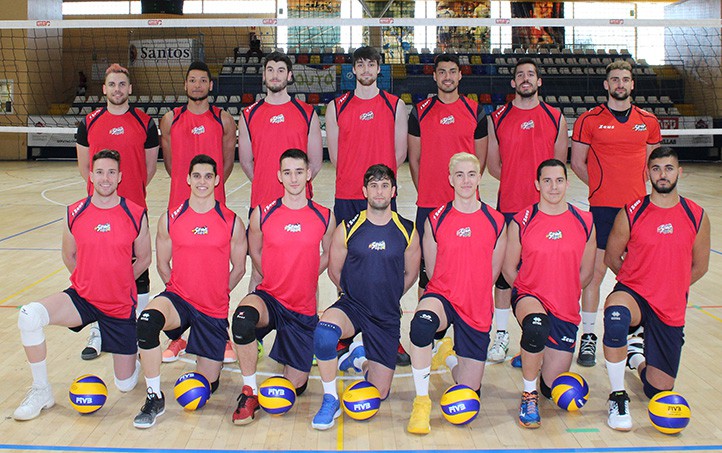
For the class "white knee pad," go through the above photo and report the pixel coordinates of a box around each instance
[135,293,150,319]
[18,302,50,347]
[115,360,140,393]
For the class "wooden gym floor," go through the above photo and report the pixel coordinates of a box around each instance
[0,160,720,453]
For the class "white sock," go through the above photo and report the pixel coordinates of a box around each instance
[412,366,431,397]
[145,375,161,396]
[629,354,644,370]
[582,311,597,335]
[495,308,511,332]
[353,355,367,371]
[322,379,338,399]
[606,359,626,392]
[243,373,258,394]
[523,377,538,393]
[30,360,49,387]
[446,355,458,372]
[136,293,150,318]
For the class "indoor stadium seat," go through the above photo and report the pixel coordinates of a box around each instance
[461,65,472,75]
[412,93,426,104]
[401,93,412,104]
[229,95,241,104]
[491,93,505,104]
[295,93,306,102]
[422,65,434,75]
[307,94,321,104]
[466,93,478,102]
[505,93,515,102]
[297,54,310,64]
[479,94,492,104]
[215,95,228,104]
[227,107,239,116]
[241,93,254,105]
[255,93,266,101]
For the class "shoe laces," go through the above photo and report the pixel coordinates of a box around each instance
[580,336,596,354]
[610,392,629,415]
[167,339,185,353]
[318,395,338,416]
[522,392,538,412]
[21,385,48,405]
[236,391,252,410]
[141,389,161,413]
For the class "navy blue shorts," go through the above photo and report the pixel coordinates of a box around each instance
[612,283,685,378]
[334,198,398,226]
[422,293,490,362]
[159,291,229,362]
[415,206,436,289]
[590,206,620,250]
[511,290,578,353]
[64,288,137,355]
[253,290,319,373]
[330,294,399,370]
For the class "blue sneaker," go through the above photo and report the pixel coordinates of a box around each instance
[519,391,541,428]
[312,394,341,430]
[511,353,522,368]
[338,341,365,372]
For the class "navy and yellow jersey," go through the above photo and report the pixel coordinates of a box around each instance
[339,210,416,325]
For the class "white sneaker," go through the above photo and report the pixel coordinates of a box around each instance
[487,331,509,363]
[607,390,633,431]
[13,384,55,421]
[81,325,102,360]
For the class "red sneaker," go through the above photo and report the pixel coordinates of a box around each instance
[161,338,187,363]
[232,385,259,425]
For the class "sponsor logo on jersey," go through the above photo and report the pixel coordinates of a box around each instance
[440,115,455,125]
[546,230,563,240]
[170,203,184,219]
[431,205,445,221]
[419,98,432,110]
[71,201,86,218]
[493,104,508,119]
[628,199,642,214]
[359,111,374,121]
[657,223,673,235]
[192,226,208,235]
[521,209,531,225]
[94,223,111,233]
[456,227,471,237]
[109,126,125,136]
[284,223,302,233]
[262,199,278,214]
[598,124,615,129]
[270,114,285,124]
[368,241,386,251]
[87,109,102,121]
[521,120,535,130]
[191,125,205,135]
[633,123,647,132]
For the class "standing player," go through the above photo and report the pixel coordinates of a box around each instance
[486,57,568,363]
[133,155,246,429]
[601,148,709,431]
[231,149,334,425]
[503,159,596,428]
[160,61,237,210]
[75,63,159,361]
[407,153,506,435]
[325,46,407,225]
[311,164,420,431]
[408,53,488,296]
[571,60,662,367]
[14,150,151,421]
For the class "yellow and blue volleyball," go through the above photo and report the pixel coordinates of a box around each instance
[174,372,211,411]
[342,380,381,421]
[258,376,296,415]
[439,384,480,425]
[648,391,691,434]
[551,372,589,411]
[68,374,107,414]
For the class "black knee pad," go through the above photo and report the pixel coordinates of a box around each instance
[603,305,631,348]
[409,310,440,348]
[211,377,220,394]
[137,309,166,350]
[520,313,550,354]
[495,273,510,290]
[540,375,552,399]
[232,305,259,345]
[296,380,308,397]
[641,368,670,399]
[135,269,150,294]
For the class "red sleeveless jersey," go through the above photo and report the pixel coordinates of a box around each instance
[168,105,226,209]
[77,107,158,208]
[165,201,237,318]
[334,91,400,199]
[616,196,704,326]
[256,198,331,316]
[243,98,315,208]
[67,197,146,318]
[425,202,504,331]
[572,105,661,208]
[409,95,487,208]
[512,204,593,324]
[491,102,562,214]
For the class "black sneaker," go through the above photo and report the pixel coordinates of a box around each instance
[577,333,597,367]
[133,389,165,429]
[396,343,411,367]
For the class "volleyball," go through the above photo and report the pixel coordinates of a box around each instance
[648,391,691,434]
[341,380,381,421]
[439,384,480,425]
[258,376,296,415]
[551,372,589,411]
[68,374,107,414]
[173,371,211,411]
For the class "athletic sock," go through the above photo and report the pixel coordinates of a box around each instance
[145,375,161,396]
[411,366,431,397]
[243,373,258,394]
[322,379,338,399]
[30,360,49,387]
[523,377,538,393]
[606,359,626,392]
[581,311,597,335]
[494,308,511,332]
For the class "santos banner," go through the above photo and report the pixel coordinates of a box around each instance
[129,39,199,68]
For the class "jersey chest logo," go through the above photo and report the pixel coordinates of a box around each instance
[359,111,374,121]
[440,115,455,125]
[191,125,205,135]
[192,226,208,235]
[521,120,535,130]
[284,223,302,233]
[546,230,562,240]
[94,223,111,233]
[598,124,615,130]
[270,114,285,124]
[656,223,673,235]
[109,126,125,136]
[633,124,647,132]
[456,227,471,238]
[368,240,386,251]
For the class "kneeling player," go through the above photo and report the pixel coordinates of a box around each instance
[134,155,246,428]
[407,153,506,434]
[14,150,151,420]
[231,149,334,425]
[503,159,596,428]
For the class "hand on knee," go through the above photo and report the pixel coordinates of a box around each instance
[520,313,550,354]
[18,302,50,347]
[602,306,631,348]
[231,305,259,345]
[314,322,341,361]
[409,310,440,348]
[137,309,165,350]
